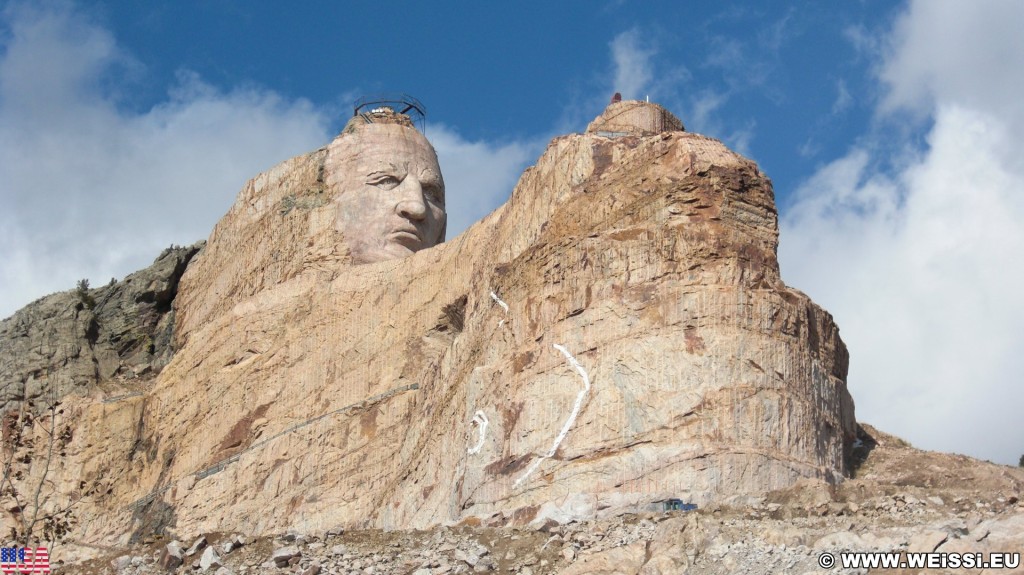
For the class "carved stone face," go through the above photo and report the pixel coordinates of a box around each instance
[327,123,446,264]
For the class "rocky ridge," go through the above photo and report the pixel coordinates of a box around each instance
[8,101,858,559]
[0,243,203,413]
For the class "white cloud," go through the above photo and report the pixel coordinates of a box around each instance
[780,0,1024,465]
[689,90,727,130]
[756,11,794,54]
[881,0,1024,135]
[429,126,540,240]
[0,3,331,318]
[722,121,756,158]
[610,29,655,100]
[832,78,853,115]
[0,4,549,321]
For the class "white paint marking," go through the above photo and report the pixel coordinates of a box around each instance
[514,344,591,488]
[467,410,489,455]
[490,291,510,327]
[489,291,509,313]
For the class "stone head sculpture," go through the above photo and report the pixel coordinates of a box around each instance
[327,112,446,264]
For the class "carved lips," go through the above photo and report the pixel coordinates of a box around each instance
[387,224,423,250]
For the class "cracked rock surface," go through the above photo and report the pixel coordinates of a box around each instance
[66,425,1024,574]
[4,103,862,559]
[0,243,203,414]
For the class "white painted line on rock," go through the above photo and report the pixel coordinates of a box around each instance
[514,344,591,488]
[490,291,510,327]
[468,410,489,455]
[489,291,510,313]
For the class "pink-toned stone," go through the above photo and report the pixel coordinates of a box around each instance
[327,117,446,264]
[4,102,855,553]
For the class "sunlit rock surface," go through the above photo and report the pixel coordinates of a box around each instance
[1,102,856,558]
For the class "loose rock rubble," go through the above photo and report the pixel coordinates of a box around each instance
[62,425,1023,575]
[71,500,1024,575]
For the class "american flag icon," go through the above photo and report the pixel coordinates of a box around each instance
[0,547,50,574]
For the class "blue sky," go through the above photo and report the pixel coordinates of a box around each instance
[1,1,1022,466]
[87,1,897,196]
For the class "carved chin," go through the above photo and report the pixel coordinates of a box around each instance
[381,240,418,259]
[351,240,417,264]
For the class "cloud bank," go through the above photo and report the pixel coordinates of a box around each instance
[0,3,330,318]
[780,0,1024,464]
[0,4,536,319]
[430,126,538,242]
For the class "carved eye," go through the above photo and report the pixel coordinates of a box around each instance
[423,184,444,204]
[369,175,401,190]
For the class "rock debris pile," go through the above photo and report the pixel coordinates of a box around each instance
[63,426,1024,575]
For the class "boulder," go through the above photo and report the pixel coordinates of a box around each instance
[199,546,222,571]
[186,535,207,556]
[272,545,301,568]
[159,541,184,571]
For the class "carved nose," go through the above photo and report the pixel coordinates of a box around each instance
[396,177,427,220]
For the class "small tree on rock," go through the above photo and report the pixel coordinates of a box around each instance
[75,279,95,310]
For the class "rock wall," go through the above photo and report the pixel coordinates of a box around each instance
[1,103,856,558]
[59,423,1024,574]
[0,243,203,414]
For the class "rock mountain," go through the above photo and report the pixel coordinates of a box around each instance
[2,101,1017,573]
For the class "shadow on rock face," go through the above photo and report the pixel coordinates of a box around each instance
[129,498,176,544]
[849,423,879,478]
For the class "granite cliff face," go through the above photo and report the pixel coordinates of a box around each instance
[1,102,857,558]
[0,244,202,414]
[68,426,1024,575]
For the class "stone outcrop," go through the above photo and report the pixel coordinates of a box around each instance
[1,101,857,559]
[0,243,203,414]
